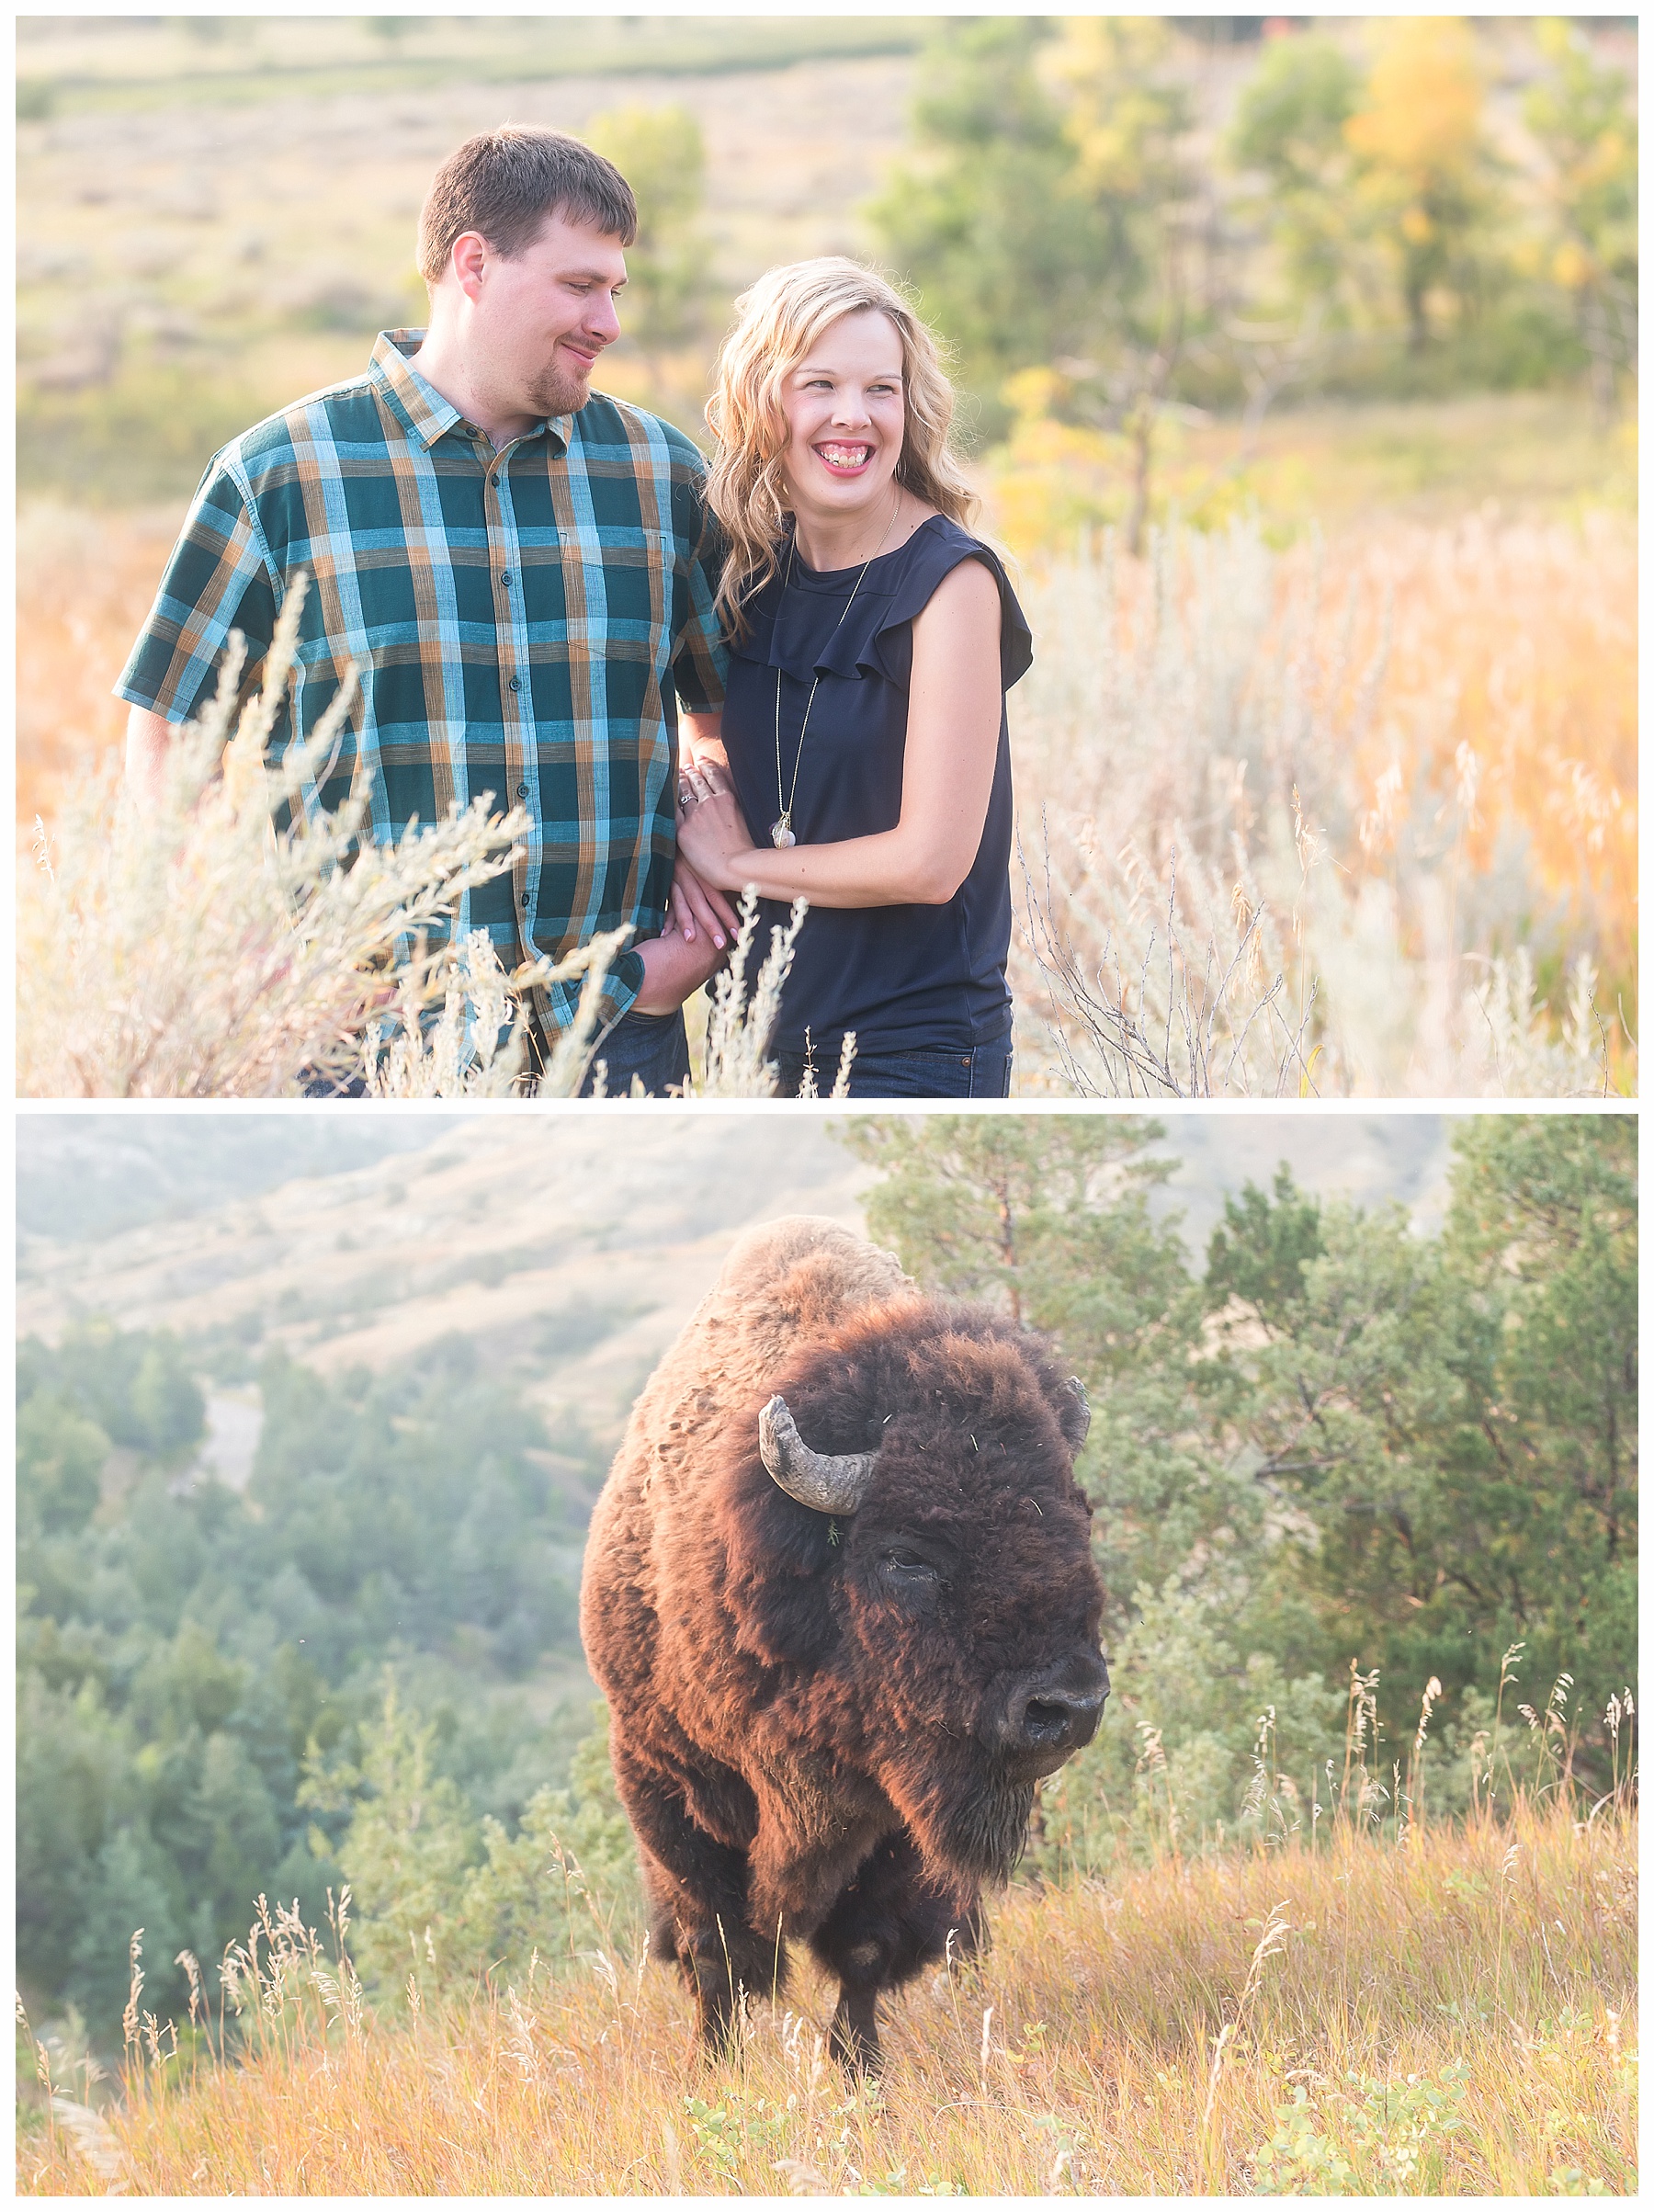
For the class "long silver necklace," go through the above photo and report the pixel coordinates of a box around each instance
[770,491,901,848]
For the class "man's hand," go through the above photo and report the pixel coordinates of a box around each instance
[631,924,726,1015]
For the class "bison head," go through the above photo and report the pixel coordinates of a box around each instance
[719,1299,1108,1886]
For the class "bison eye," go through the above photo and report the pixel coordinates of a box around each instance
[882,1549,942,1585]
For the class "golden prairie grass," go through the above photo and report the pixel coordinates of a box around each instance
[17,488,1637,1099]
[15,503,180,830]
[16,1798,1635,2196]
[1008,508,1637,1095]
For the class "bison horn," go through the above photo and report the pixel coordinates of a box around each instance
[1065,1376,1091,1450]
[759,1395,878,1515]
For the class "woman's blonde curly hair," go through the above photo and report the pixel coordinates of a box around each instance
[703,257,977,639]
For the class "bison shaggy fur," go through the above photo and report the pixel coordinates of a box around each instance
[580,1215,1107,2070]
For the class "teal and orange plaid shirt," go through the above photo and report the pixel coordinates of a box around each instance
[116,329,728,1031]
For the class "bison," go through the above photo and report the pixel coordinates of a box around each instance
[580,1215,1107,2072]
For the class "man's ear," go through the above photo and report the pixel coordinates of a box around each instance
[449,230,489,302]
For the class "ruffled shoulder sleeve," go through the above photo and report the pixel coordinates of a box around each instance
[725,516,1035,695]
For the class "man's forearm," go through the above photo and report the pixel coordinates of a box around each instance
[125,705,181,809]
[679,707,725,771]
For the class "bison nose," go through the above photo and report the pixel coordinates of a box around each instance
[995,1655,1108,1765]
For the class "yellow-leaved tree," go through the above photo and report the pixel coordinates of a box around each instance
[1342,16,1500,352]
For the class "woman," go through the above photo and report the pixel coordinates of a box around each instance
[674,258,1032,1099]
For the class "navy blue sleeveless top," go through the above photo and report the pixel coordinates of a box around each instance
[719,514,1033,1059]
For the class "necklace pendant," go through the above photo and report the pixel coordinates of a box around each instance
[769,816,796,849]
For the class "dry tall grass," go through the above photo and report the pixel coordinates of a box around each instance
[16,582,619,1098]
[15,504,181,830]
[15,580,818,1100]
[17,501,1635,1100]
[1008,512,1636,1097]
[16,1797,1635,2196]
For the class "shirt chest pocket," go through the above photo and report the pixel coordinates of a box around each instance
[527,524,676,640]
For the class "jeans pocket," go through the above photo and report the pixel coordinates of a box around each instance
[968,1044,1013,1098]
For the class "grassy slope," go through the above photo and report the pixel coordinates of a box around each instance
[16,15,930,112]
[17,1801,1637,2195]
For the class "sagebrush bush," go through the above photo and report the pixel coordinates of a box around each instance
[16,584,817,1101]
[17,583,583,1097]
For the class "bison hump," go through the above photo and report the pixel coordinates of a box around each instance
[714,1216,914,1333]
[595,1218,916,1528]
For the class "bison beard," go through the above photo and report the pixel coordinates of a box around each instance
[580,1217,1107,2075]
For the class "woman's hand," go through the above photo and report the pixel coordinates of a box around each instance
[668,856,737,952]
[675,760,761,895]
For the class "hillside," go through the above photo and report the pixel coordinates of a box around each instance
[17,1115,868,1450]
[17,1797,1637,2196]
[17,1111,1449,1457]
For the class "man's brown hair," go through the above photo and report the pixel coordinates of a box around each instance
[417,126,638,285]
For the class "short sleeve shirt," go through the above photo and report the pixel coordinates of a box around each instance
[116,330,728,1032]
[720,515,1033,1058]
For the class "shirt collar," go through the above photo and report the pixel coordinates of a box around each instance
[368,330,572,456]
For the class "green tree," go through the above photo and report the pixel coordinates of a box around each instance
[16,1322,595,2044]
[311,1682,481,1996]
[1210,1119,1636,1769]
[1342,16,1504,353]
[20,1321,205,1460]
[1046,16,1201,549]
[1524,17,1637,423]
[583,104,709,371]
[1439,1115,1636,1698]
[17,1394,108,1537]
[868,17,1208,542]
[1205,1164,1325,1332]
[866,17,1120,437]
[838,1111,1176,1344]
[1228,33,1366,312]
[66,1828,183,2036]
[195,1732,285,1943]
[316,1695,641,2000]
[130,1341,207,1457]
[17,1673,129,2005]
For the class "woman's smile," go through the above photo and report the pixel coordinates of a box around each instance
[815,439,876,475]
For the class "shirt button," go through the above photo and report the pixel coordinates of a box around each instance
[520,891,530,909]
[508,676,521,693]
[516,782,529,800]
[501,571,511,586]
[491,473,501,487]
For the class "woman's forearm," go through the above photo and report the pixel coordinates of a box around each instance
[719,821,967,909]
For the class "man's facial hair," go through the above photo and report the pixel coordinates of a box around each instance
[525,360,593,418]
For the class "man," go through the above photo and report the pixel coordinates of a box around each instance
[118,127,735,1095]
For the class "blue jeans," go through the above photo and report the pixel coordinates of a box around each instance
[773,1038,1013,1100]
[573,1007,691,1098]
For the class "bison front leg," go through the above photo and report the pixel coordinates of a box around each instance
[610,1738,780,2054]
[808,1831,981,2078]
